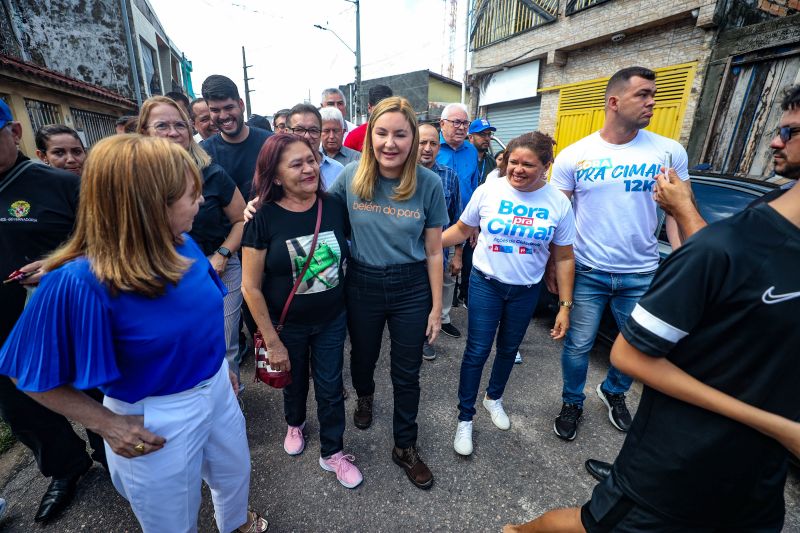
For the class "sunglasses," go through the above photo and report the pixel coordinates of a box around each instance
[778,126,800,143]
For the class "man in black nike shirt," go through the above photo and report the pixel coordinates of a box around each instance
[504,85,800,532]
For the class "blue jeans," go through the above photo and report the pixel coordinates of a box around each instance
[278,311,347,458]
[458,268,541,422]
[560,261,656,406]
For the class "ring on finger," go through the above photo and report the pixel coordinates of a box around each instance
[134,442,146,454]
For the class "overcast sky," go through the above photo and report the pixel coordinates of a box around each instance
[148,0,468,119]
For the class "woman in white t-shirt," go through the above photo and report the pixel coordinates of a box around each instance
[442,132,576,456]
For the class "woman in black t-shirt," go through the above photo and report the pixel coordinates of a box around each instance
[241,134,363,489]
[138,97,247,389]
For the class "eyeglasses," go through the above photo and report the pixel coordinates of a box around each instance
[275,123,287,131]
[322,128,342,136]
[443,119,470,129]
[777,126,800,143]
[148,121,189,133]
[290,127,321,137]
[472,130,493,138]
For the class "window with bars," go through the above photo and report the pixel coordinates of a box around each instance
[470,0,558,50]
[565,0,612,16]
[24,98,63,133]
[70,108,117,147]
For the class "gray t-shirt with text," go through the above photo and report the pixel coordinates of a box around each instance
[328,163,448,267]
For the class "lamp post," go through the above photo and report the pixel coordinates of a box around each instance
[314,0,361,121]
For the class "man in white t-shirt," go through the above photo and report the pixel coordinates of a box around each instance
[550,66,688,441]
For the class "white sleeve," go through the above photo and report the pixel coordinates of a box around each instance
[460,185,484,227]
[549,149,576,192]
[672,142,690,181]
[552,199,576,246]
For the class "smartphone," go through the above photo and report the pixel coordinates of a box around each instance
[664,151,673,175]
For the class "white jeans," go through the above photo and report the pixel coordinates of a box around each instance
[103,361,250,533]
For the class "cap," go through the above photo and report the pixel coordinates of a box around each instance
[468,118,495,134]
[0,99,12,129]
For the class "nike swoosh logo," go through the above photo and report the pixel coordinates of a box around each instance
[762,286,800,305]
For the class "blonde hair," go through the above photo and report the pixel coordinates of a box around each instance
[46,135,203,297]
[137,95,211,170]
[351,96,419,202]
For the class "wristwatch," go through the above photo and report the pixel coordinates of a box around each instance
[216,246,233,259]
[558,300,574,309]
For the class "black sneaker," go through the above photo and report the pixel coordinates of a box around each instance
[422,341,437,361]
[553,403,583,440]
[596,384,632,432]
[440,323,461,338]
[353,395,373,429]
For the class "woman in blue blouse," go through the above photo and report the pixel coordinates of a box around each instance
[0,136,266,533]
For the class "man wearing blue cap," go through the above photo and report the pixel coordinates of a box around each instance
[468,118,497,185]
[0,98,104,523]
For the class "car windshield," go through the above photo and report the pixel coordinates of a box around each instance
[692,183,760,224]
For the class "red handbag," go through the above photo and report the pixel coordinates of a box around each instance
[254,198,323,388]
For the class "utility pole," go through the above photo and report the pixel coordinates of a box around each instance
[461,3,470,105]
[242,46,254,119]
[354,0,361,122]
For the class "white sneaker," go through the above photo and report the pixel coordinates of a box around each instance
[514,351,523,364]
[453,421,474,456]
[483,394,511,430]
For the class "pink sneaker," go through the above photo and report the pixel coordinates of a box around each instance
[283,423,305,456]
[319,452,363,488]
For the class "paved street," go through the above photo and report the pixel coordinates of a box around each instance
[0,305,798,532]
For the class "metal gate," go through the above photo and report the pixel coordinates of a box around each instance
[24,98,63,133]
[549,62,696,156]
[70,108,117,147]
[485,97,541,147]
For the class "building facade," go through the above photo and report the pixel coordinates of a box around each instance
[0,0,192,155]
[469,0,717,155]
[341,70,468,124]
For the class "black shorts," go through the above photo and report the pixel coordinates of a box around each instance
[580,473,783,533]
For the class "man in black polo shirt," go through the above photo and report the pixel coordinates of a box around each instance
[200,74,272,199]
[0,99,103,523]
[504,85,800,532]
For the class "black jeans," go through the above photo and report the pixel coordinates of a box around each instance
[0,376,106,477]
[279,311,347,458]
[459,242,475,304]
[346,260,431,449]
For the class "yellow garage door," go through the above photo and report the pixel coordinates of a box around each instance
[549,62,696,156]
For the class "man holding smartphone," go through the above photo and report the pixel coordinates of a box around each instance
[549,67,689,441]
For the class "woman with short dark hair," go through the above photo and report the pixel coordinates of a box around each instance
[443,131,576,457]
[241,133,363,489]
[34,124,86,176]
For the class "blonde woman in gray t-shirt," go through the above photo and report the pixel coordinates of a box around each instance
[327,96,448,490]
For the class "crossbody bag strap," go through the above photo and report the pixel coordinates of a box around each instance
[0,160,35,196]
[276,197,323,331]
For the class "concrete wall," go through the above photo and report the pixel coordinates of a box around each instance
[4,0,135,100]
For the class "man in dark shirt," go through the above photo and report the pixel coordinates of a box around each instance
[504,85,800,532]
[0,98,103,524]
[200,75,272,199]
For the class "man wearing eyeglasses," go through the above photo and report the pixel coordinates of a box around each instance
[200,74,272,198]
[468,118,497,186]
[287,103,344,188]
[320,107,361,167]
[437,103,480,307]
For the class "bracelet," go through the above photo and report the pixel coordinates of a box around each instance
[558,300,573,309]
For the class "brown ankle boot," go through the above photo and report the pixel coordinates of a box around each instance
[392,445,433,489]
[353,395,373,429]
